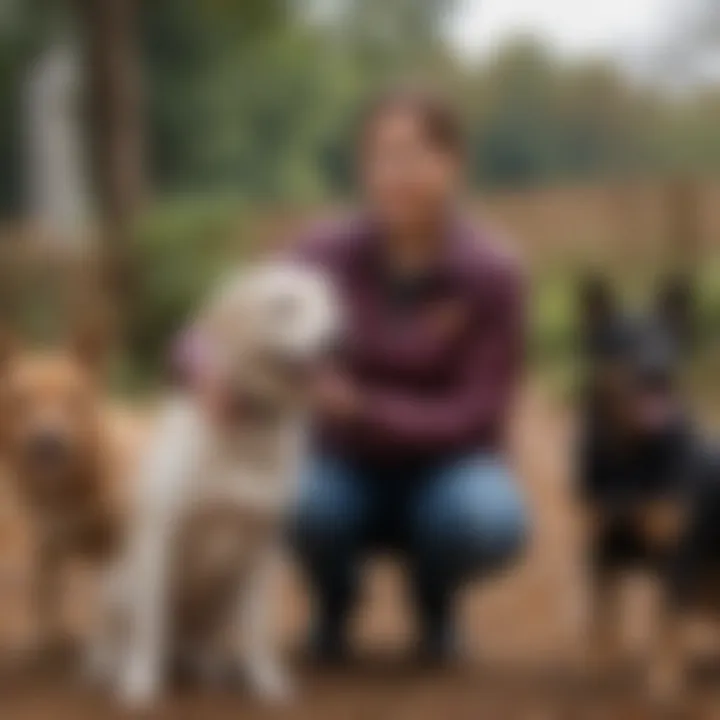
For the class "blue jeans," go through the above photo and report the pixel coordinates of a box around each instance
[291,452,529,640]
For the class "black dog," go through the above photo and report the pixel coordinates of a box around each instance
[577,274,720,703]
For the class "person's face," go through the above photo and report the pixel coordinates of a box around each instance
[360,109,461,234]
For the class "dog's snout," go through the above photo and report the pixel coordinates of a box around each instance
[26,431,70,467]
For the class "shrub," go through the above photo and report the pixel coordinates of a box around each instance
[125,195,253,385]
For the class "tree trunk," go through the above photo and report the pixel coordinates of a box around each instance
[73,0,144,303]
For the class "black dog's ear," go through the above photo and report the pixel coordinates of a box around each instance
[656,274,694,347]
[579,275,614,350]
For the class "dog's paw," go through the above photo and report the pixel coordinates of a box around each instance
[117,660,161,711]
[246,661,295,704]
[81,641,116,688]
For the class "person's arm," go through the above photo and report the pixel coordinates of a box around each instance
[357,269,526,453]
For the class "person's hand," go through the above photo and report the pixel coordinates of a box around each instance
[314,371,362,420]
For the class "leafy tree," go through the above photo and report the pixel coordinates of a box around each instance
[4,1,720,214]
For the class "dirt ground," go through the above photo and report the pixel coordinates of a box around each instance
[2,384,720,719]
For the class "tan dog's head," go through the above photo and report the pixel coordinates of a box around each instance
[201,263,340,414]
[0,323,107,503]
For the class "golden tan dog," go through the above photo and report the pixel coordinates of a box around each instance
[0,322,137,663]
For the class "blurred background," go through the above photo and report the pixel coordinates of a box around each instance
[2,0,720,387]
[3,1,720,716]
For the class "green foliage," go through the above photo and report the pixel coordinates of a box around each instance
[326,0,459,76]
[466,40,665,186]
[137,17,720,199]
[4,3,720,212]
[0,0,49,217]
[123,197,720,387]
[126,195,249,380]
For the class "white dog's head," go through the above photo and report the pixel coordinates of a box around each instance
[200,263,340,412]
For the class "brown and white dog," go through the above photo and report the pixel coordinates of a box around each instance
[0,319,137,665]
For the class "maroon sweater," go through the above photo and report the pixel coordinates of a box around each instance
[294,216,526,461]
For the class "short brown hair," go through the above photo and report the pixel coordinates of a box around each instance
[359,85,466,157]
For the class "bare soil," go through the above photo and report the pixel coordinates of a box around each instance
[2,385,720,719]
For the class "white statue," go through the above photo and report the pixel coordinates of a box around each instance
[25,39,92,243]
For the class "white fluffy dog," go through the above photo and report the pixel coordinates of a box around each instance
[94,263,339,709]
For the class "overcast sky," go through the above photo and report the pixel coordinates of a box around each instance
[449,0,675,63]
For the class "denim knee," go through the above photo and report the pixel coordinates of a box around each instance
[411,455,529,583]
[463,495,528,571]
